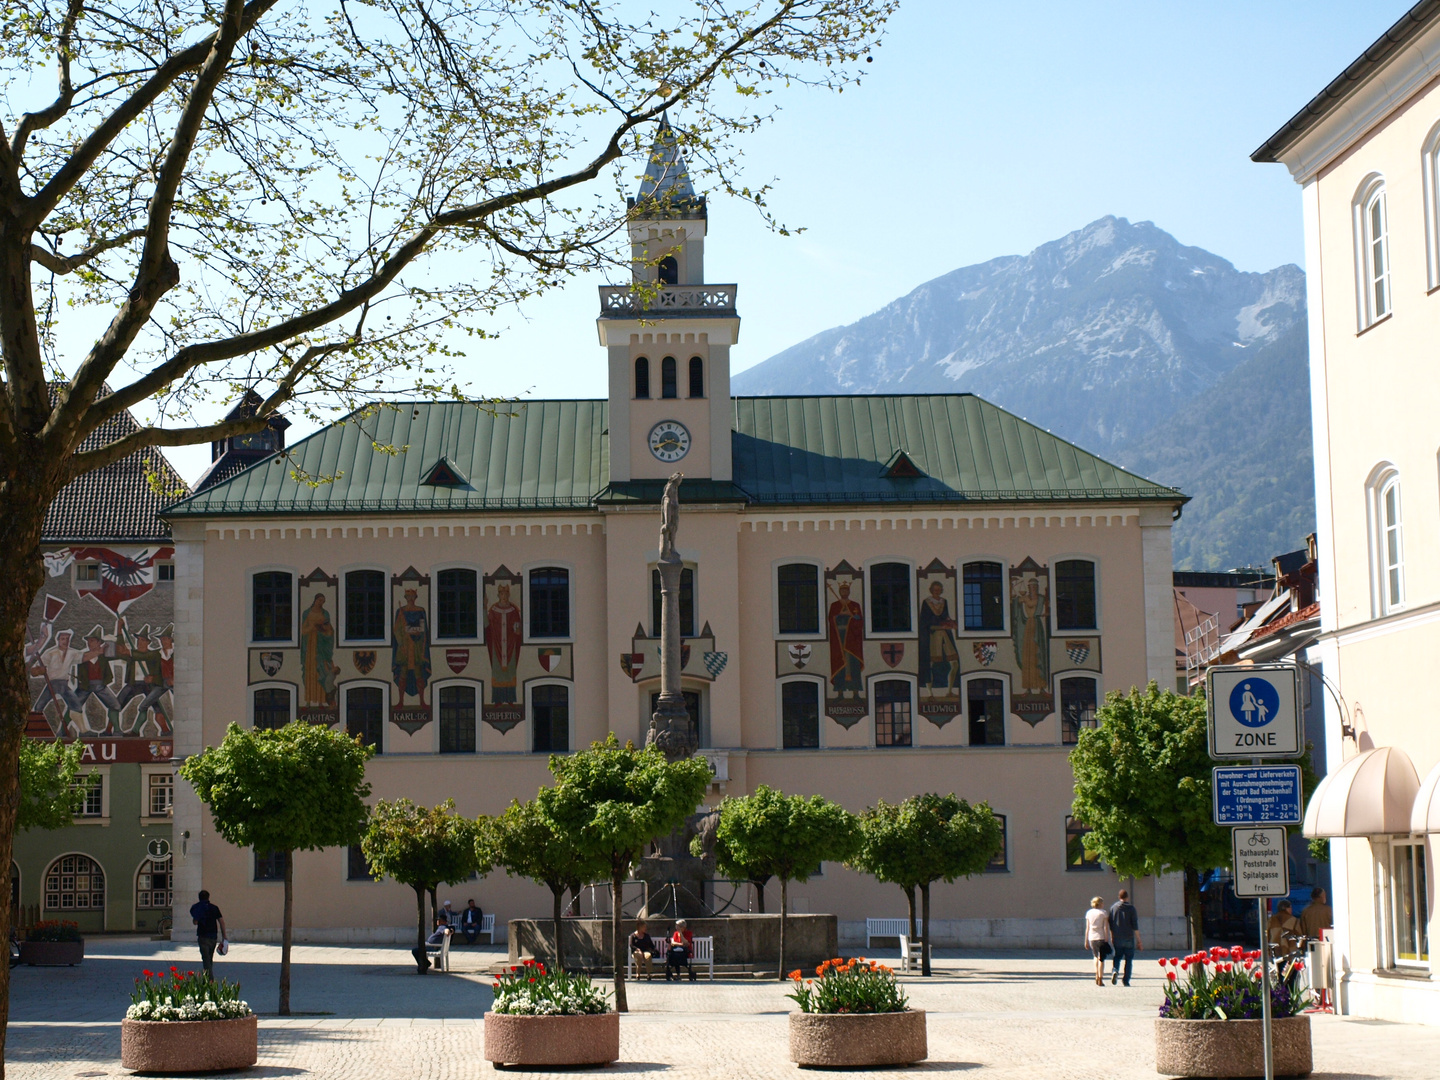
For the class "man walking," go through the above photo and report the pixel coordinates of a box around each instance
[1108,888,1142,986]
[190,889,227,978]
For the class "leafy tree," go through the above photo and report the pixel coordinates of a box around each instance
[539,734,712,1012]
[0,0,891,1057]
[362,798,486,974]
[17,736,90,831]
[848,794,1003,975]
[693,818,774,913]
[180,721,372,1014]
[481,796,605,975]
[707,786,859,981]
[1069,683,1319,950]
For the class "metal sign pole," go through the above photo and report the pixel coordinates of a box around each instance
[1260,897,1274,1080]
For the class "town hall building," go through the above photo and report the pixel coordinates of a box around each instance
[167,125,1188,949]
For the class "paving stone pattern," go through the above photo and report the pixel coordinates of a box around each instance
[7,939,1437,1078]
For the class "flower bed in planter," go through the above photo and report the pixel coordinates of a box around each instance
[787,958,927,1067]
[20,920,83,966]
[483,959,618,1067]
[1154,946,1313,1078]
[120,968,257,1073]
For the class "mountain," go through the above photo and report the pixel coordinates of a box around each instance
[733,217,1314,569]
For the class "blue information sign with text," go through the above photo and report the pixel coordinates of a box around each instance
[1212,766,1303,826]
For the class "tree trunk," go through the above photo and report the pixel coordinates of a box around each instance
[1185,866,1203,952]
[778,877,788,981]
[905,885,918,944]
[279,851,294,1014]
[920,881,932,977]
[551,885,566,973]
[611,873,627,1013]
[428,884,438,933]
[752,877,766,913]
[412,885,430,973]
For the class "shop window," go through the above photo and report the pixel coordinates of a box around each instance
[439,684,477,754]
[148,773,174,817]
[436,568,478,639]
[346,685,383,753]
[252,571,293,641]
[136,858,171,910]
[688,356,704,398]
[1389,839,1429,967]
[661,356,677,399]
[874,679,912,747]
[967,678,1005,746]
[634,356,650,399]
[962,561,1004,631]
[253,849,287,882]
[253,687,291,730]
[344,569,386,641]
[986,815,1009,872]
[44,854,105,911]
[1055,560,1097,630]
[650,690,702,749]
[781,681,820,749]
[348,844,379,882]
[869,562,912,634]
[1066,816,1102,871]
[651,567,695,638]
[1060,676,1098,745]
[777,563,820,635]
[529,568,570,638]
[532,685,570,753]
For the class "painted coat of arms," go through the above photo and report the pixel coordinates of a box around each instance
[788,643,812,669]
[1065,640,1091,665]
[972,641,997,666]
[880,642,905,668]
[538,648,563,673]
[620,653,645,682]
[353,650,377,675]
[445,648,469,674]
[703,651,728,679]
[259,652,283,677]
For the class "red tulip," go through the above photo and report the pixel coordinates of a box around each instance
[1167,972,1177,982]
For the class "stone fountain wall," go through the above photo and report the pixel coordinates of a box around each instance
[508,914,838,971]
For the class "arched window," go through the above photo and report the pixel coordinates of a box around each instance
[688,356,704,398]
[1372,470,1405,613]
[345,685,384,753]
[658,255,679,285]
[136,857,171,911]
[44,854,104,912]
[1356,177,1391,327]
[438,684,477,753]
[874,679,913,747]
[532,684,570,753]
[634,356,650,399]
[967,677,1005,746]
[1060,676,1098,745]
[780,680,820,749]
[661,356,678,399]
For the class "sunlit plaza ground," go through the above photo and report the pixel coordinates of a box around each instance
[7,938,1440,1078]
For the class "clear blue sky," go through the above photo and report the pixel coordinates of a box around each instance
[162,1,1401,481]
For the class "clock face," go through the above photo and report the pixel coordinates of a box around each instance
[648,420,691,462]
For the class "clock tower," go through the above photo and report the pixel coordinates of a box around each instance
[599,118,738,484]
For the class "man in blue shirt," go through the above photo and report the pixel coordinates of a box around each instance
[189,890,227,977]
[1108,889,1142,986]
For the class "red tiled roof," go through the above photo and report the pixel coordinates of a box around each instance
[1247,602,1320,643]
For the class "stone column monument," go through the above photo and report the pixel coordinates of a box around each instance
[647,472,697,762]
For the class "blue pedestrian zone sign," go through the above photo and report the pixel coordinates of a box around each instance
[1206,664,1303,759]
[1212,765,1303,825]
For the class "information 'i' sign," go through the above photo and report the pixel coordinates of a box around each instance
[1205,664,1303,759]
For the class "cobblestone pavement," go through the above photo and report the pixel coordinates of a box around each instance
[8,938,1439,1078]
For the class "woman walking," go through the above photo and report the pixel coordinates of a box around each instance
[1083,896,1112,986]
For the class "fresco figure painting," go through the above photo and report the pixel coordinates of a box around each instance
[486,581,522,704]
[827,579,864,698]
[300,592,340,709]
[392,588,432,708]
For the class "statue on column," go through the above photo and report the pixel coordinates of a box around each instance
[647,472,696,761]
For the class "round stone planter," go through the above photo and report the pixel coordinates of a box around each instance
[1155,1015,1312,1077]
[789,1009,927,1068]
[121,1015,258,1073]
[18,940,84,966]
[483,1011,620,1067]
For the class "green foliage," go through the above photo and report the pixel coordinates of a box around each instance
[1307,837,1330,863]
[1158,946,1311,1020]
[710,786,860,885]
[482,797,603,895]
[787,957,908,1014]
[490,959,610,1016]
[18,736,89,831]
[362,798,485,893]
[127,969,252,1022]
[180,722,373,854]
[849,794,1003,892]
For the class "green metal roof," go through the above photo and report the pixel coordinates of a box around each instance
[165,394,1183,518]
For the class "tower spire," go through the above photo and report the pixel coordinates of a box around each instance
[635,115,699,211]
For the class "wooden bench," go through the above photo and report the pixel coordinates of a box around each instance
[866,918,910,949]
[425,928,452,972]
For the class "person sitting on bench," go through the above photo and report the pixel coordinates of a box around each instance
[460,899,485,945]
[629,919,658,980]
[426,918,451,946]
[666,919,695,982]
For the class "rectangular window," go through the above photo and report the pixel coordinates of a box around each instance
[254,849,287,882]
[1066,816,1102,872]
[781,681,820,749]
[532,685,570,753]
[1060,677,1098,745]
[1055,560,1097,630]
[967,678,1005,746]
[529,568,571,638]
[1368,191,1390,321]
[148,773,174,817]
[1382,481,1404,611]
[1390,840,1429,966]
[348,844,378,882]
[436,568,478,639]
[869,563,912,634]
[962,562,1004,631]
[252,571,293,642]
[345,569,387,641]
[253,687,291,730]
[986,814,1009,872]
[777,563,820,635]
[874,679,912,747]
[346,685,383,753]
[439,684,477,754]
[76,775,103,817]
[651,567,695,638]
[76,562,100,582]
[158,563,175,582]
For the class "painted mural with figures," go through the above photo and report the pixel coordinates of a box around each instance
[23,545,175,762]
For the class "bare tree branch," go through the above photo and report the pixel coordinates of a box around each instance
[11,0,88,161]
[30,230,146,275]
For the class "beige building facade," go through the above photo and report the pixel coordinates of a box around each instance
[1255,4,1440,1025]
[169,128,1187,950]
